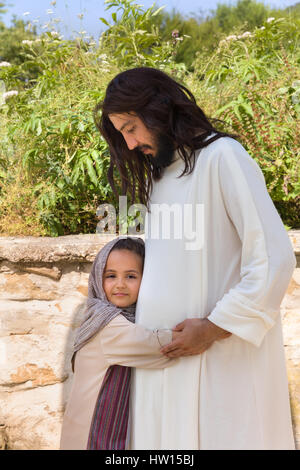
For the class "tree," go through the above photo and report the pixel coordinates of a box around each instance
[154,0,298,69]
[0,17,37,65]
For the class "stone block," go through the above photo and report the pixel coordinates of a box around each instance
[0,232,298,450]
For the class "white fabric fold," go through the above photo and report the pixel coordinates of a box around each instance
[131,136,296,450]
[207,139,296,347]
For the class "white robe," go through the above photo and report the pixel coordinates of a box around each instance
[129,136,296,450]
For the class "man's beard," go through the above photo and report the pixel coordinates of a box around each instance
[137,133,176,168]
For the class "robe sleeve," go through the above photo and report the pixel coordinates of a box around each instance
[207,138,296,347]
[100,314,177,368]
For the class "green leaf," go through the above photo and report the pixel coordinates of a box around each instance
[67,151,77,164]
[99,17,110,26]
[60,122,69,134]
[85,157,98,186]
[214,101,235,117]
[133,29,147,35]
[56,179,65,190]
[71,166,80,184]
[152,6,165,17]
[240,102,254,117]
[90,149,100,161]
[233,104,242,121]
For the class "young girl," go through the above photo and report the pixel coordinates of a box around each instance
[60,236,177,450]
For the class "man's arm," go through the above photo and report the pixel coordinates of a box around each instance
[160,318,230,357]
[161,139,296,357]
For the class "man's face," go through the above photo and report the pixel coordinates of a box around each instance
[108,112,175,168]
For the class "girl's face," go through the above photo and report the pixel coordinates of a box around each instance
[103,249,143,308]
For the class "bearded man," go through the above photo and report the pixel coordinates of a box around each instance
[94,67,296,450]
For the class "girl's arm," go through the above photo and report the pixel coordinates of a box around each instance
[100,314,178,369]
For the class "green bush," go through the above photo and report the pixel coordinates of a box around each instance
[0,0,182,236]
[0,1,299,235]
[153,0,299,69]
[189,16,300,227]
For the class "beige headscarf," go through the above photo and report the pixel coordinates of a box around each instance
[71,235,145,372]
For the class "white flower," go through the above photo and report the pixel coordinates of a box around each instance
[46,9,53,15]
[23,12,30,16]
[50,1,57,5]
[260,26,265,30]
[267,17,275,23]
[2,90,18,101]
[22,40,34,46]
[50,31,59,37]
[237,31,252,39]
[225,34,237,41]
[0,61,11,67]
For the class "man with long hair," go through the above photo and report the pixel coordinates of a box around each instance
[94,67,296,450]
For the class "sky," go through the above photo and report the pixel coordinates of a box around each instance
[1,0,298,39]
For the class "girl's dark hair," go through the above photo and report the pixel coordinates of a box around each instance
[110,237,145,268]
[94,67,237,209]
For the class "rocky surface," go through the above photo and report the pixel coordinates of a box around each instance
[0,232,299,450]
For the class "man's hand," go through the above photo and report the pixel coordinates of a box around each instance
[161,318,231,358]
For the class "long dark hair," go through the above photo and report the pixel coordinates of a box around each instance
[94,67,237,209]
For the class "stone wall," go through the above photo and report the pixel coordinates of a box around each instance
[0,232,299,450]
[281,230,300,449]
